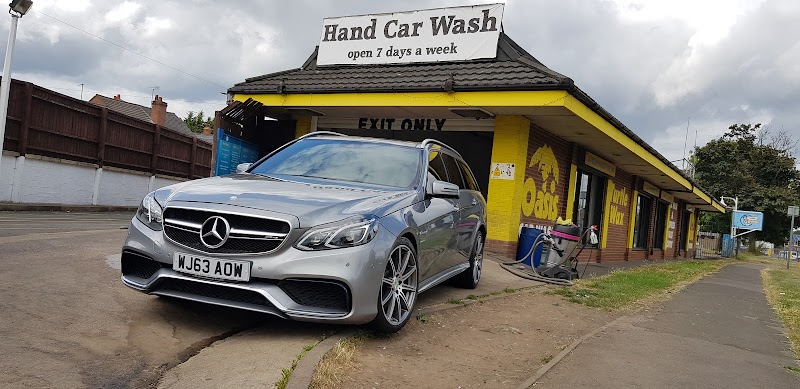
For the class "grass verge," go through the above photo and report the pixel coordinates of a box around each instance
[762,265,800,360]
[552,260,728,310]
[310,332,374,389]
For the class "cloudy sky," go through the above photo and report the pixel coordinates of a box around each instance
[3,0,798,163]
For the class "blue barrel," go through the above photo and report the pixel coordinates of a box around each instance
[517,227,544,267]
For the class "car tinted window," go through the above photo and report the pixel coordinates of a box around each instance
[459,161,479,192]
[427,149,448,182]
[250,138,421,188]
[441,153,465,189]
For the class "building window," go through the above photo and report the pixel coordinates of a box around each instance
[632,194,653,249]
[680,210,691,251]
[653,201,668,249]
[572,169,606,240]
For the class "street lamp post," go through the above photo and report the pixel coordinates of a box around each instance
[720,196,739,257]
[0,0,33,175]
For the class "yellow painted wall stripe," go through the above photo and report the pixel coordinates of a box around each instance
[234,89,723,211]
[627,190,638,249]
[234,90,569,108]
[692,187,711,203]
[564,163,578,221]
[561,95,692,189]
[601,180,614,248]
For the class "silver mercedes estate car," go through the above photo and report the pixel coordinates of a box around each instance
[121,132,487,332]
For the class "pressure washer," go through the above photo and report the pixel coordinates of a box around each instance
[500,219,598,286]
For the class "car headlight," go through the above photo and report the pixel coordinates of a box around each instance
[295,218,379,251]
[136,192,163,231]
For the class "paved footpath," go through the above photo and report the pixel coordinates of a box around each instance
[536,263,800,388]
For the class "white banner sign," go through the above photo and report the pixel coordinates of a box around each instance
[318,4,504,65]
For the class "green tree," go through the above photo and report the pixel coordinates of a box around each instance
[694,123,800,246]
[183,111,213,133]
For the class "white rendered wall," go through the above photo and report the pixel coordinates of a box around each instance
[96,169,153,207]
[19,158,96,204]
[1,154,186,206]
[0,153,15,201]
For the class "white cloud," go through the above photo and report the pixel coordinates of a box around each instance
[140,17,173,37]
[104,1,141,23]
[0,0,797,164]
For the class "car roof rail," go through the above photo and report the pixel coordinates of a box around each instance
[298,131,348,139]
[420,138,463,159]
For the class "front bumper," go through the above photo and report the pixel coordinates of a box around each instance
[121,213,394,325]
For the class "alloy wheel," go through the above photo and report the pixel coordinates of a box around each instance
[380,244,418,326]
[473,235,484,283]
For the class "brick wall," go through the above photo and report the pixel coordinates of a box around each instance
[601,169,633,261]
[481,119,697,263]
[519,125,572,230]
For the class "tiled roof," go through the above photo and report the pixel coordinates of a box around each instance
[228,33,574,94]
[89,95,209,144]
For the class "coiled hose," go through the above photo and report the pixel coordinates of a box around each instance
[499,233,575,286]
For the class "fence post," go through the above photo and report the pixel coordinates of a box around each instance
[189,136,197,179]
[97,107,108,167]
[150,124,161,175]
[17,82,32,155]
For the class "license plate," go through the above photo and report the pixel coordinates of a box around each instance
[173,252,251,282]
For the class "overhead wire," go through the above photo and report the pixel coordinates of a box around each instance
[45,86,223,104]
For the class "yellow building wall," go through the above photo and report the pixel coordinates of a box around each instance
[485,116,530,253]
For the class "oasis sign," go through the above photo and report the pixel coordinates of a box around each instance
[732,210,764,231]
[317,4,504,65]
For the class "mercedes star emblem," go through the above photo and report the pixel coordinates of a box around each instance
[199,216,230,249]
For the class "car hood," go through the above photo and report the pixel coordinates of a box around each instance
[159,174,419,228]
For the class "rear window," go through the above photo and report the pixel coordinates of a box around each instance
[441,154,465,189]
[249,138,422,188]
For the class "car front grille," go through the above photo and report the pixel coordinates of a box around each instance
[158,278,275,308]
[278,279,351,312]
[121,250,166,280]
[162,207,291,255]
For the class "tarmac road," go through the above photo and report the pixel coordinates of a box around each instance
[0,212,543,388]
[0,212,331,388]
[535,263,800,388]
[0,211,134,237]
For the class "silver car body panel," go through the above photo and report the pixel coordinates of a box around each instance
[121,136,487,325]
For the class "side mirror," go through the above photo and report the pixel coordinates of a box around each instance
[235,163,253,174]
[428,180,460,198]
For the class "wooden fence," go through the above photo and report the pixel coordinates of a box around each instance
[2,79,212,178]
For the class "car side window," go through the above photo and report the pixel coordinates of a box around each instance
[458,161,479,192]
[441,153,465,189]
[427,149,448,182]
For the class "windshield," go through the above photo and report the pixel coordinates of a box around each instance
[249,138,422,188]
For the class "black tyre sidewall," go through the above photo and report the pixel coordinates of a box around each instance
[455,232,484,289]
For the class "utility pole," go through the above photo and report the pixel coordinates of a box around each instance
[720,196,739,258]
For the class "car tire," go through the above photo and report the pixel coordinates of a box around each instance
[453,232,484,289]
[370,237,418,334]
